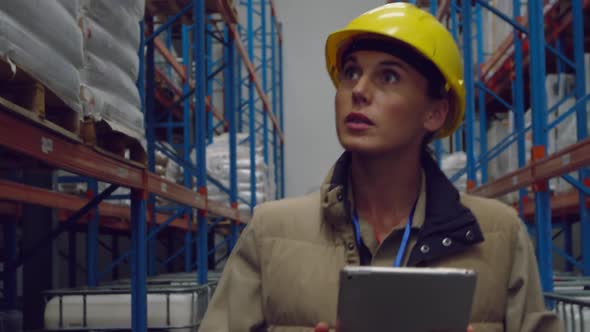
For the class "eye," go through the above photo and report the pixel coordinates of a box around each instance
[380,69,399,85]
[340,64,361,81]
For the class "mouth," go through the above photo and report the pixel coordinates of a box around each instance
[345,112,374,130]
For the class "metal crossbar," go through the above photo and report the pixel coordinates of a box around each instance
[545,292,590,331]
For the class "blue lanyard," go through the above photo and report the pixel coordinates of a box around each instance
[352,200,418,267]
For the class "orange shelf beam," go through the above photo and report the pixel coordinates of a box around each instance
[0,179,238,232]
[0,110,250,223]
[0,110,145,189]
[0,179,188,231]
[519,191,590,220]
[470,137,590,198]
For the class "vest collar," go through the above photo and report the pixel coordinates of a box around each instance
[320,151,485,265]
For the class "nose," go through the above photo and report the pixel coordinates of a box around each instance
[351,74,371,106]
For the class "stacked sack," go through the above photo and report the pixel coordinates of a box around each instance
[155,142,183,184]
[0,1,84,113]
[79,0,146,146]
[206,133,274,216]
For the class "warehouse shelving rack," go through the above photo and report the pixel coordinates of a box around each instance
[433,0,590,293]
[0,0,284,330]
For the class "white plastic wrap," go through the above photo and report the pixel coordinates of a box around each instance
[79,16,139,80]
[156,142,184,184]
[441,152,481,193]
[0,0,83,113]
[80,0,144,43]
[79,0,145,144]
[80,86,144,143]
[551,56,590,193]
[487,118,512,179]
[81,52,141,110]
[205,133,274,208]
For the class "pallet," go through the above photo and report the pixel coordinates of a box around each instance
[0,59,80,140]
[81,118,148,165]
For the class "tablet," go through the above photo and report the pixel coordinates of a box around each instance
[337,266,477,332]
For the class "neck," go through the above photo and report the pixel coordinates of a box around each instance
[350,148,423,230]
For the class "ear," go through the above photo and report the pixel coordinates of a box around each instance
[423,98,450,133]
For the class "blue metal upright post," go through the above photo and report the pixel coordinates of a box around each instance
[279,23,285,198]
[429,0,442,165]
[430,0,438,16]
[512,0,527,217]
[130,190,147,332]
[475,2,487,185]
[563,220,574,272]
[207,25,215,144]
[450,0,462,154]
[112,234,119,280]
[572,0,590,275]
[225,25,239,250]
[528,0,553,292]
[261,0,269,166]
[166,24,173,78]
[3,220,17,309]
[148,201,156,277]
[87,179,99,287]
[450,0,458,41]
[248,0,258,208]
[193,0,209,285]
[145,15,157,278]
[68,229,77,287]
[461,0,477,189]
[237,57,244,133]
[271,11,279,199]
[182,24,194,272]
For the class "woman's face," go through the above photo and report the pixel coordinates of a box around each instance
[334,50,448,156]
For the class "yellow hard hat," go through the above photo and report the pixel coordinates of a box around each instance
[325,2,465,138]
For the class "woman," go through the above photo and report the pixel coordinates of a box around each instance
[199,3,562,332]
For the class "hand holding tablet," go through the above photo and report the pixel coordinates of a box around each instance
[316,266,478,332]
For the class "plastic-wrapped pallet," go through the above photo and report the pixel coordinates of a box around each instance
[441,152,467,192]
[440,152,482,194]
[482,118,519,203]
[79,0,146,145]
[205,133,274,216]
[488,117,512,178]
[0,0,83,113]
[553,55,590,193]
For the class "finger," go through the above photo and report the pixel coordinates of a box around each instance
[467,325,474,332]
[314,322,330,332]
